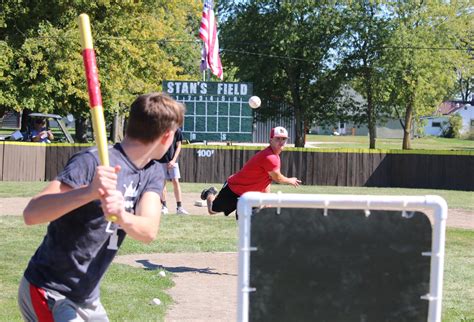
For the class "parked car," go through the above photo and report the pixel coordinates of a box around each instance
[0,113,74,143]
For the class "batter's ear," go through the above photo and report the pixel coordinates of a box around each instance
[160,129,173,144]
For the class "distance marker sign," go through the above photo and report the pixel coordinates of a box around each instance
[163,81,254,142]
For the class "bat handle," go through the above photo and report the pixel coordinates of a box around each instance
[107,215,118,222]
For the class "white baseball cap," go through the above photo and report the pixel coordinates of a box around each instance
[270,126,289,139]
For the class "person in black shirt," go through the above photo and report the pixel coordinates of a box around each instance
[157,128,189,215]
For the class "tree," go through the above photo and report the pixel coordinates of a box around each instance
[219,1,347,147]
[383,2,470,149]
[0,41,17,116]
[449,3,473,103]
[341,3,393,149]
[455,64,473,103]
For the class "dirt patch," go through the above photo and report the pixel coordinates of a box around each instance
[114,252,237,322]
[2,195,472,229]
[0,197,30,216]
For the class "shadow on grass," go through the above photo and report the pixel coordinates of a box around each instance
[135,259,236,276]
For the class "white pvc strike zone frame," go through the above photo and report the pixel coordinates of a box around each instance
[236,192,448,322]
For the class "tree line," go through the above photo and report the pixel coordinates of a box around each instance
[0,0,202,141]
[1,1,472,148]
[219,1,473,148]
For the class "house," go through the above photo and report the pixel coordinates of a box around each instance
[310,119,404,138]
[309,86,405,138]
[0,110,21,128]
[421,116,448,137]
[423,101,474,137]
[456,103,474,135]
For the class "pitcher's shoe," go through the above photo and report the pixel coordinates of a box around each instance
[161,205,169,215]
[200,187,218,200]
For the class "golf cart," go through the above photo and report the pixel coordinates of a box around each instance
[0,113,75,143]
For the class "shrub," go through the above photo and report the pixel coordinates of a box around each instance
[442,114,463,138]
[464,130,474,141]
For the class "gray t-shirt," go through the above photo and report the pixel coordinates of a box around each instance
[24,144,164,304]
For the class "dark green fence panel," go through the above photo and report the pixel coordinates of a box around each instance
[180,146,473,191]
[1,143,473,190]
[383,154,473,191]
[45,145,90,180]
[2,142,45,181]
[180,147,258,183]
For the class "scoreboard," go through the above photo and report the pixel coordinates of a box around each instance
[163,81,254,142]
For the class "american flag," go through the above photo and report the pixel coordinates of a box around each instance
[199,0,223,80]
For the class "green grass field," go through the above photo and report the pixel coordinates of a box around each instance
[2,181,473,211]
[2,128,473,151]
[306,134,474,151]
[0,182,472,321]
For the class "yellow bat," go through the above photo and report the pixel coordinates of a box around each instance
[78,13,117,222]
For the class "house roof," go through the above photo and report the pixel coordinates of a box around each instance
[436,101,467,115]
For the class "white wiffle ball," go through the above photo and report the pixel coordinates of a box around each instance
[248,96,261,109]
[150,298,162,305]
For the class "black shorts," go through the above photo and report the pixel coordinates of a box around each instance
[212,182,240,217]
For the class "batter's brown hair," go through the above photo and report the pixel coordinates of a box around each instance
[126,92,185,143]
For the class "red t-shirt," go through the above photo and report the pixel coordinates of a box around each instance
[227,146,280,196]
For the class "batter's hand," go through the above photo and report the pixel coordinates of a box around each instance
[99,189,126,222]
[90,165,121,199]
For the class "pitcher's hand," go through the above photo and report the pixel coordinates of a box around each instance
[289,177,301,187]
